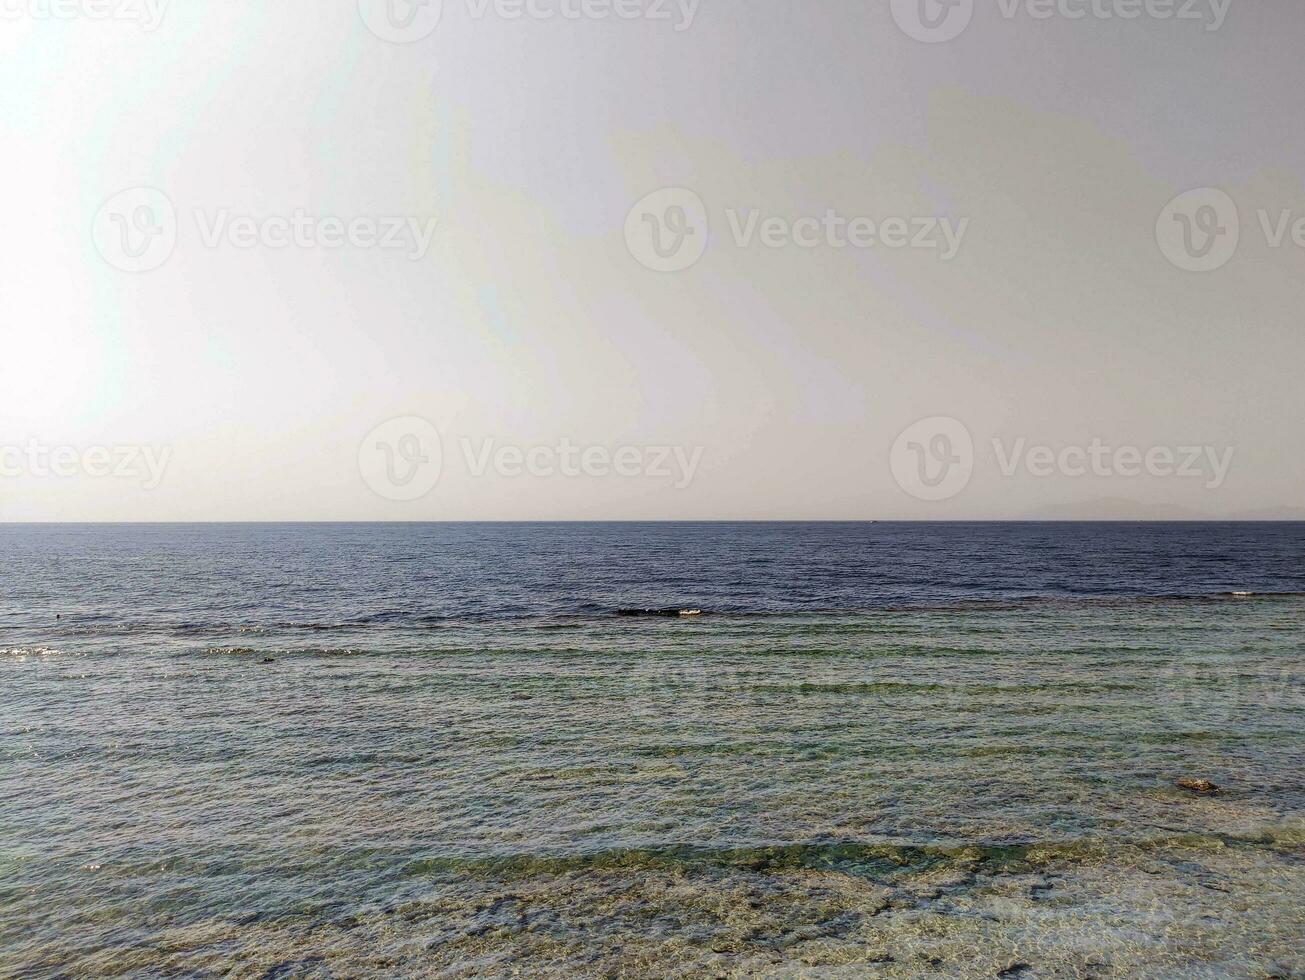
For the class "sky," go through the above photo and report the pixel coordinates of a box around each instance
[2,0,1303,521]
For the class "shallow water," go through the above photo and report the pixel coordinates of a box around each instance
[2,524,1302,977]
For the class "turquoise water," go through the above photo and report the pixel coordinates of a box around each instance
[2,524,1302,976]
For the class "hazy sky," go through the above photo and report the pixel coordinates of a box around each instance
[2,0,1303,520]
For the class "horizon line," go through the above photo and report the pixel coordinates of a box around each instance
[4,519,1304,526]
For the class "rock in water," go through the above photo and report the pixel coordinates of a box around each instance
[1176,778,1220,795]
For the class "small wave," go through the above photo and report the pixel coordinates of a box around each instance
[1219,590,1303,599]
[21,591,1305,642]
[200,646,365,658]
[604,592,1305,620]
[396,827,1305,881]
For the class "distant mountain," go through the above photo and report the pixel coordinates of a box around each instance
[1227,506,1305,521]
[1018,498,1202,521]
[1018,498,1305,521]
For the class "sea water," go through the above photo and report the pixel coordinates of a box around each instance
[2,523,1302,977]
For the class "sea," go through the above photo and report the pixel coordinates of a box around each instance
[2,522,1302,978]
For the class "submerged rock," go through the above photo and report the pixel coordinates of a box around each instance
[1176,778,1220,795]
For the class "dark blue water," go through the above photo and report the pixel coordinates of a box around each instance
[3,523,1302,641]
[2,523,1302,977]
